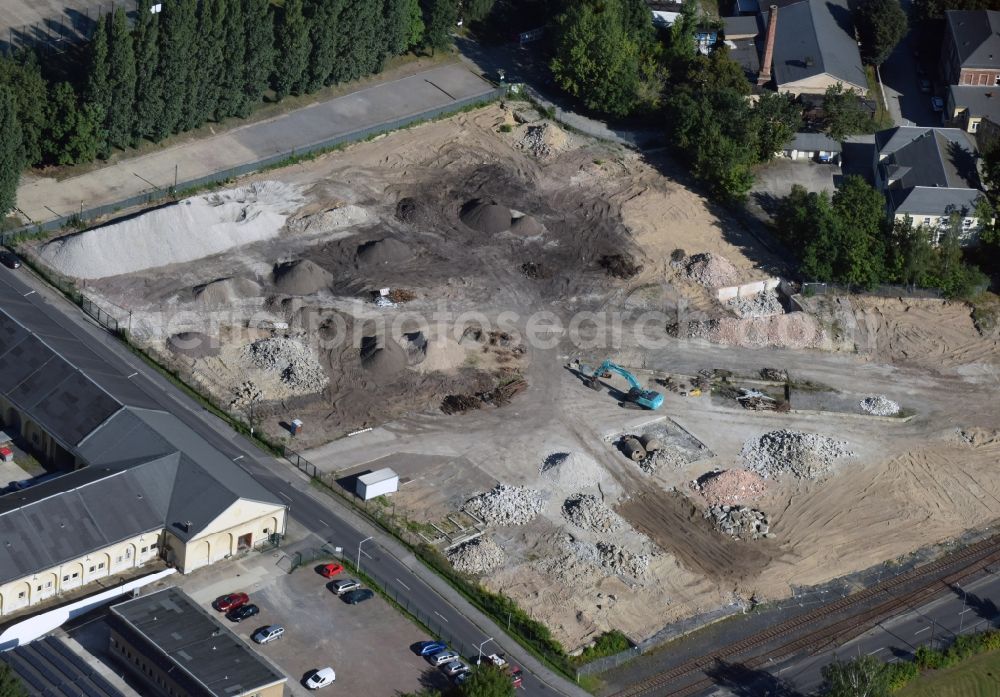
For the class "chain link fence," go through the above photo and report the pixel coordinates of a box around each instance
[1,1,133,57]
[800,281,944,300]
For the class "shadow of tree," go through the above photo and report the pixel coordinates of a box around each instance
[704,658,805,696]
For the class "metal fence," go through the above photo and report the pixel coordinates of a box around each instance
[800,281,945,300]
[1,1,133,57]
[575,646,643,678]
[3,85,506,242]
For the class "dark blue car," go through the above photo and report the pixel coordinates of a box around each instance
[418,641,448,656]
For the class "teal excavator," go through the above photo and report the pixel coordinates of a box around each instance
[577,359,664,410]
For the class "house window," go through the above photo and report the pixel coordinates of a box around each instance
[46,581,52,588]
[89,565,95,573]
[140,546,148,553]
[62,575,69,582]
[71,572,79,579]
[17,591,24,599]
[923,217,932,226]
[263,528,270,534]
[149,542,158,550]
[971,120,980,132]
[36,585,41,592]
[995,75,1000,85]
[98,562,105,569]
[116,556,123,563]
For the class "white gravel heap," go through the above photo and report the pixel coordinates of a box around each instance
[741,429,854,479]
[728,289,784,319]
[860,395,901,416]
[462,484,544,526]
[706,505,771,540]
[241,337,328,391]
[562,493,624,534]
[447,536,506,575]
[682,253,740,288]
[40,181,301,279]
[540,452,604,491]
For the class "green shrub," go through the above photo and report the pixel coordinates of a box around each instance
[884,660,918,691]
[914,645,945,670]
[499,124,513,133]
[576,630,632,664]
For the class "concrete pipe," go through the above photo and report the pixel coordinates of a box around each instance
[622,436,647,462]
[639,435,662,452]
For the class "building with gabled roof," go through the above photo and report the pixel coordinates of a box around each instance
[941,10,1000,86]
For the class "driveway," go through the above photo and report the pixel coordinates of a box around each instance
[878,0,943,127]
[748,158,840,222]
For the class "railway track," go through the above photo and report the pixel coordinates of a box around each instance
[612,535,1000,697]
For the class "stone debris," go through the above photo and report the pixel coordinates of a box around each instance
[693,469,767,506]
[741,429,854,479]
[462,484,544,526]
[562,494,624,534]
[516,122,568,158]
[540,452,605,492]
[860,395,901,416]
[681,253,740,288]
[240,337,328,392]
[447,536,506,574]
[676,313,826,350]
[728,289,784,319]
[706,505,771,540]
[597,542,650,578]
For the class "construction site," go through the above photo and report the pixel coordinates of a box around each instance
[27,102,1000,654]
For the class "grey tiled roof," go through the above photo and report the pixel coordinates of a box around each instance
[946,10,1000,70]
[768,0,866,91]
[1,636,127,697]
[948,85,1000,120]
[786,132,842,152]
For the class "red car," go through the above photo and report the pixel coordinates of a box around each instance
[320,563,344,578]
[213,592,249,612]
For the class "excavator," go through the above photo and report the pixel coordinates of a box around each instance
[576,359,664,410]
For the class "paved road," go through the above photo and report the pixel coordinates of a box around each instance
[0,263,585,697]
[879,0,942,128]
[15,62,496,226]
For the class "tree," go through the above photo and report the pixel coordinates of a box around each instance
[0,86,24,216]
[422,0,457,54]
[820,655,890,697]
[105,8,136,150]
[823,84,870,140]
[186,0,227,128]
[886,216,935,286]
[43,82,100,165]
[384,0,424,56]
[157,0,198,138]
[0,56,47,166]
[238,0,275,115]
[856,0,907,65]
[83,14,111,156]
[750,91,801,162]
[274,0,311,98]
[133,3,163,143]
[332,0,384,84]
[550,0,642,117]
[459,665,516,697]
[306,0,343,90]
[829,175,887,287]
[216,0,247,117]
[465,0,496,22]
[0,663,27,697]
[404,0,426,49]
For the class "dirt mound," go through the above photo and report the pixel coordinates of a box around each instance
[460,199,511,234]
[448,537,506,574]
[741,430,854,479]
[694,469,767,506]
[395,197,427,224]
[356,238,413,267]
[359,335,407,382]
[683,253,740,287]
[272,259,333,295]
[166,332,219,358]
[510,215,545,237]
[193,277,261,307]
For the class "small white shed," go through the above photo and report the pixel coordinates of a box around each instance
[356,468,399,500]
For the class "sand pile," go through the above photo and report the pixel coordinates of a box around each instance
[860,395,901,416]
[510,215,545,237]
[562,493,624,534]
[693,469,767,506]
[359,335,408,382]
[41,181,300,279]
[539,452,605,492]
[356,238,413,267]
[287,204,368,233]
[272,259,333,295]
[241,337,328,392]
[460,199,511,234]
[166,332,219,358]
[741,430,854,479]
[414,336,466,372]
[683,253,740,287]
[447,537,506,575]
[728,289,784,318]
[463,484,544,526]
[193,277,261,307]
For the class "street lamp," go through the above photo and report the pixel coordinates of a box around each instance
[357,536,373,573]
[477,637,495,665]
[959,584,968,633]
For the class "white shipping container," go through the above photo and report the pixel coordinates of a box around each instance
[356,468,399,500]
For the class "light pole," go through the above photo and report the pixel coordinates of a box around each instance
[357,536,373,573]
[959,584,968,633]
[477,637,495,665]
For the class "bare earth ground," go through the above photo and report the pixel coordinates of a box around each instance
[26,103,1000,653]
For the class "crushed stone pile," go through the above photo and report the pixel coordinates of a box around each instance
[693,469,767,506]
[241,337,328,392]
[677,313,826,350]
[741,429,854,479]
[460,199,512,234]
[562,493,624,534]
[706,505,771,540]
[447,536,506,575]
[634,446,695,474]
[516,123,567,158]
[272,259,333,295]
[860,395,901,416]
[728,289,784,319]
[462,484,544,526]
[682,253,740,288]
[41,181,301,279]
[597,542,650,578]
[287,204,368,233]
[540,452,605,492]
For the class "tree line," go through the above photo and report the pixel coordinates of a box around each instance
[0,0,463,216]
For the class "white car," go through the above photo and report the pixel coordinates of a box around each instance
[330,579,362,595]
[306,667,336,689]
[252,625,284,644]
[442,659,471,677]
[429,650,459,666]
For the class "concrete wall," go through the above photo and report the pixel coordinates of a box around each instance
[716,278,781,302]
[164,502,285,574]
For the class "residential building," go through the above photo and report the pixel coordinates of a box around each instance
[783,132,841,163]
[940,10,1000,87]
[109,587,286,697]
[946,85,1000,133]
[873,127,988,243]
[722,15,762,80]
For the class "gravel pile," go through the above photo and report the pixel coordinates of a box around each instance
[516,123,567,158]
[540,452,605,491]
[706,505,771,540]
[728,289,784,319]
[562,494,624,534]
[635,446,694,474]
[741,429,854,479]
[860,395,900,416]
[241,338,328,391]
[462,484,544,526]
[447,537,506,575]
[693,469,767,506]
[597,542,650,578]
[287,204,369,233]
[682,253,740,287]
[678,313,826,350]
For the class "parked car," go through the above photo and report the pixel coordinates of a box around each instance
[453,671,470,686]
[417,641,448,656]
[919,78,932,93]
[341,588,374,604]
[252,625,284,644]
[305,667,336,689]
[442,660,471,677]
[0,252,20,269]
[213,593,249,612]
[320,563,344,578]
[510,666,523,688]
[330,579,361,595]
[428,650,460,666]
[931,96,945,112]
[226,603,260,622]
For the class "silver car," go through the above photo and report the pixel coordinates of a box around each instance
[330,579,362,595]
[252,625,285,644]
[428,649,459,666]
[442,659,471,677]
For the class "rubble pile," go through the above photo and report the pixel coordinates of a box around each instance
[447,537,506,574]
[682,253,740,287]
[597,542,650,578]
[462,484,544,526]
[728,289,784,319]
[741,429,854,479]
[635,446,693,474]
[860,395,901,416]
[540,453,605,492]
[516,123,567,158]
[693,469,767,506]
[240,338,328,391]
[562,494,624,534]
[706,505,771,540]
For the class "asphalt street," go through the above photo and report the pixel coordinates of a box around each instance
[879,0,942,128]
[0,263,581,697]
